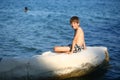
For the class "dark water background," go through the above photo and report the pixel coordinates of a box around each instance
[0,0,120,80]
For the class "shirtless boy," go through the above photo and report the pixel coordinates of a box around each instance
[54,16,86,54]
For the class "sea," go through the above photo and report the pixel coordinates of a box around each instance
[0,0,120,80]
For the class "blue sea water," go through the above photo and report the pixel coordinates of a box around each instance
[0,0,120,80]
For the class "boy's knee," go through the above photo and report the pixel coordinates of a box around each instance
[53,47,57,51]
[54,46,58,51]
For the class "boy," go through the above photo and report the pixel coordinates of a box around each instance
[54,16,86,54]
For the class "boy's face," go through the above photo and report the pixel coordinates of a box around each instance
[71,22,79,30]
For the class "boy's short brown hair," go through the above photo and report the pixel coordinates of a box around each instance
[70,16,79,24]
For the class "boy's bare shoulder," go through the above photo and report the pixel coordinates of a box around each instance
[78,27,83,33]
[77,27,84,37]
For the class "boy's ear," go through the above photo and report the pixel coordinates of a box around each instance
[78,23,80,26]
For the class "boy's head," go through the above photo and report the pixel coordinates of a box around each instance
[70,16,79,24]
[70,16,80,29]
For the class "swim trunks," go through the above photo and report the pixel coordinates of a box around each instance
[68,44,83,53]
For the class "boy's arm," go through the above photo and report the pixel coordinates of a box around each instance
[70,40,76,53]
[83,41,87,50]
[83,32,87,50]
[69,31,79,53]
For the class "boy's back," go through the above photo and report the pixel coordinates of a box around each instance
[74,27,85,48]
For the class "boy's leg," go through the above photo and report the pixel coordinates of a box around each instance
[54,46,70,53]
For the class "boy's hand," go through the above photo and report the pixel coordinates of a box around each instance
[84,47,87,50]
[67,51,73,54]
